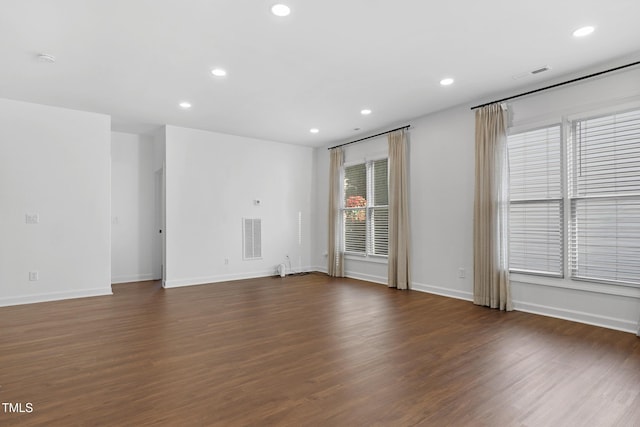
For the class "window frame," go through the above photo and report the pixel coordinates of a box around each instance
[342,156,389,258]
[507,123,565,278]
[567,106,640,287]
[508,101,640,291]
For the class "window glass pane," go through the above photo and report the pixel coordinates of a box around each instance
[344,209,366,253]
[372,159,388,206]
[507,125,563,276]
[570,197,640,285]
[509,126,562,200]
[344,164,366,206]
[371,207,389,255]
[572,109,640,197]
[509,200,563,275]
[570,109,640,286]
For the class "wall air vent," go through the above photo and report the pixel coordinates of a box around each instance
[243,218,262,260]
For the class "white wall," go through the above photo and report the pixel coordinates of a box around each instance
[0,98,112,306]
[111,131,158,283]
[164,125,313,287]
[312,65,640,333]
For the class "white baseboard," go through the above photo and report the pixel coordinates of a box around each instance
[111,273,158,284]
[513,300,638,334]
[308,266,387,285]
[313,266,328,274]
[164,271,274,288]
[164,266,316,288]
[411,282,473,301]
[346,271,387,285]
[0,288,113,308]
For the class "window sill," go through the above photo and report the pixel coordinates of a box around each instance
[345,253,388,265]
[509,272,640,299]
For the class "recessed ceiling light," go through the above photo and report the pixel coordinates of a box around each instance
[271,4,291,17]
[211,68,227,77]
[361,109,372,115]
[310,128,319,134]
[440,78,454,86]
[573,26,595,37]
[179,102,192,109]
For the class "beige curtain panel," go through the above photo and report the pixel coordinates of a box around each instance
[473,104,512,311]
[328,147,345,277]
[388,130,411,289]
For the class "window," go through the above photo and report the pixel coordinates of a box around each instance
[569,109,640,285]
[343,159,388,256]
[508,126,563,276]
[508,107,640,287]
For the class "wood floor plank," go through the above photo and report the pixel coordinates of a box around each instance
[0,273,639,426]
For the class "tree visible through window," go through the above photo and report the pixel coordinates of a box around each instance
[343,159,388,256]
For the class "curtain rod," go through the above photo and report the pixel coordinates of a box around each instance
[470,59,640,110]
[327,125,410,150]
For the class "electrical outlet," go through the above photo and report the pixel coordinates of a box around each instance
[25,213,39,224]
[224,258,229,265]
[458,268,465,279]
[29,271,39,281]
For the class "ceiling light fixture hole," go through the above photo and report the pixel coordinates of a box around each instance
[211,68,227,77]
[271,4,291,17]
[573,26,595,37]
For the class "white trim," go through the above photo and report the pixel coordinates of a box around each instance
[345,254,388,264]
[512,300,638,334]
[164,266,317,288]
[510,94,640,131]
[313,265,328,274]
[0,288,113,307]
[111,273,158,284]
[411,282,473,301]
[345,271,387,285]
[565,97,640,122]
[510,275,640,299]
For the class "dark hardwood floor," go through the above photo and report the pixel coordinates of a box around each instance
[1,273,639,426]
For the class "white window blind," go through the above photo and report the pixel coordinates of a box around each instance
[344,163,367,254]
[508,125,563,276]
[370,159,389,256]
[343,159,388,256]
[569,109,640,286]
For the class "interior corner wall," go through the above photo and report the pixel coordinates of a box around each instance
[0,98,112,306]
[163,125,313,287]
[111,131,158,283]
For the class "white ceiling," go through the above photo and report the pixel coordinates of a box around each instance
[1,0,639,147]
